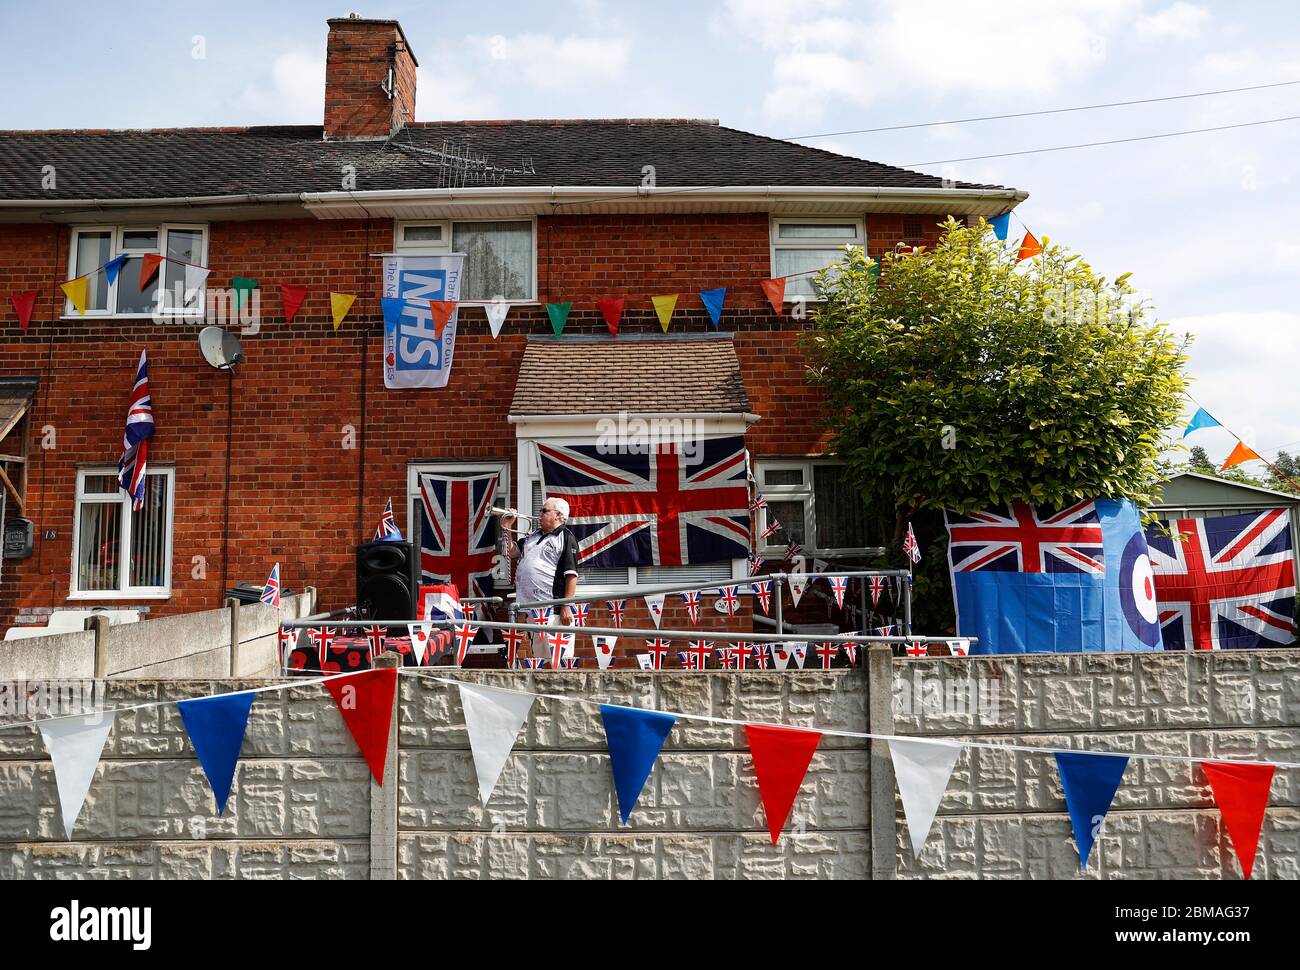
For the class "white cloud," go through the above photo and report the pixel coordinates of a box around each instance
[469,33,630,92]
[234,49,325,124]
[1135,2,1210,38]
[417,67,502,120]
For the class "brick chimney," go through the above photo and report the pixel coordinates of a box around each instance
[323,15,418,141]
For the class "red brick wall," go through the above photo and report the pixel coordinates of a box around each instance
[0,211,949,634]
[324,19,417,139]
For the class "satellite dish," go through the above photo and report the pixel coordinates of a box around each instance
[198,327,245,370]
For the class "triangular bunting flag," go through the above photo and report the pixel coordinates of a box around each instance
[330,292,357,331]
[1182,406,1221,437]
[184,264,210,297]
[770,642,794,670]
[651,293,678,332]
[484,301,510,339]
[644,593,665,628]
[546,301,572,336]
[1055,751,1130,869]
[597,296,624,337]
[636,654,653,670]
[102,254,128,286]
[38,712,116,838]
[1016,231,1042,262]
[326,668,399,785]
[1220,441,1263,472]
[177,691,257,814]
[458,683,535,807]
[760,277,786,317]
[10,291,36,331]
[745,724,821,844]
[1201,760,1276,879]
[280,283,308,323]
[698,287,726,328]
[60,276,89,315]
[600,704,676,824]
[792,643,808,668]
[139,253,164,289]
[788,573,807,607]
[430,300,457,340]
[380,296,406,330]
[231,276,258,310]
[989,212,1010,242]
[592,634,618,670]
[889,738,963,859]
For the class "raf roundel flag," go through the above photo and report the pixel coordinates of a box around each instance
[945,498,1162,654]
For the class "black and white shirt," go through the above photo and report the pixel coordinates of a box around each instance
[514,526,580,605]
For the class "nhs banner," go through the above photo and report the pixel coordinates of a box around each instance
[946,498,1163,654]
[382,254,465,389]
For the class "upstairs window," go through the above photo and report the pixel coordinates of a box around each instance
[395,219,535,302]
[66,225,208,317]
[770,219,865,301]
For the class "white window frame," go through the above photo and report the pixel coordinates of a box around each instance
[64,224,209,319]
[407,460,512,589]
[770,217,866,303]
[69,466,175,600]
[755,459,874,557]
[392,218,538,304]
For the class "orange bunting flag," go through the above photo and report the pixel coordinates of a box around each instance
[10,291,37,331]
[330,292,357,331]
[60,277,89,315]
[597,296,624,337]
[760,277,786,317]
[280,283,308,323]
[651,294,678,332]
[1220,441,1262,472]
[1016,231,1042,262]
[139,253,165,289]
[430,300,457,340]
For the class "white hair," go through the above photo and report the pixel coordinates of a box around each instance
[543,497,570,521]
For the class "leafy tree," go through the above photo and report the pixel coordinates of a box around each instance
[1267,450,1300,495]
[1187,445,1215,475]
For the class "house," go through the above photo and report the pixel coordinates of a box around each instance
[0,16,1027,644]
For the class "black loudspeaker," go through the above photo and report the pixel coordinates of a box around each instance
[355,541,420,621]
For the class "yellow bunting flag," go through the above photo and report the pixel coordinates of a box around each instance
[1220,441,1263,472]
[651,294,678,332]
[60,276,90,315]
[330,292,357,331]
[1016,231,1042,262]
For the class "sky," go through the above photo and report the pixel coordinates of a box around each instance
[1,0,1297,470]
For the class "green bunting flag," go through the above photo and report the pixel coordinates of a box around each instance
[546,301,572,337]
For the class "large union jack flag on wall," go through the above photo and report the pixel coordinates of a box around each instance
[1144,509,1296,650]
[537,436,751,567]
[947,500,1105,574]
[417,472,498,599]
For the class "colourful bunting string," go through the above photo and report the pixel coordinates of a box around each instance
[102,254,128,286]
[1220,440,1263,471]
[280,283,308,323]
[651,293,678,332]
[1016,231,1042,262]
[330,292,357,331]
[458,682,535,807]
[597,296,624,336]
[60,276,89,315]
[1201,760,1275,880]
[1182,406,1221,437]
[139,253,164,289]
[760,277,786,317]
[430,300,457,340]
[325,667,398,785]
[989,213,1011,242]
[546,301,572,336]
[698,287,726,328]
[9,290,36,331]
[600,704,676,824]
[176,690,256,814]
[38,712,116,839]
[746,723,821,844]
[1055,751,1129,869]
[232,276,259,311]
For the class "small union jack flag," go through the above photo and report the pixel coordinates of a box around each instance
[686,639,714,669]
[760,518,784,540]
[748,555,765,576]
[749,494,768,512]
[643,638,673,670]
[570,602,589,626]
[374,497,403,541]
[362,624,385,660]
[783,541,802,562]
[681,590,702,624]
[905,641,928,658]
[717,585,740,616]
[530,607,553,624]
[903,522,921,564]
[828,576,849,608]
[316,627,339,667]
[559,656,581,669]
[733,641,752,670]
[500,626,527,667]
[118,349,155,512]
[814,642,840,670]
[452,623,479,665]
[260,563,281,607]
[715,647,739,669]
[875,624,896,637]
[546,628,574,668]
[521,658,547,670]
[868,576,886,608]
[751,644,770,669]
[606,599,626,627]
[841,642,858,667]
[277,626,297,668]
[752,580,772,614]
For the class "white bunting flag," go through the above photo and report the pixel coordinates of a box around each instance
[788,574,807,607]
[644,593,665,628]
[38,712,116,838]
[458,683,535,807]
[184,264,211,303]
[484,300,510,339]
[592,634,618,670]
[813,558,829,575]
[946,639,971,657]
[770,642,795,670]
[636,653,654,670]
[791,643,807,669]
[888,738,964,859]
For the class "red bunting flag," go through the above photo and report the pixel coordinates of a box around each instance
[430,300,457,340]
[280,283,308,323]
[760,277,786,317]
[139,253,165,289]
[1200,760,1275,879]
[745,723,822,844]
[9,291,36,331]
[597,297,624,337]
[325,668,398,785]
[1016,231,1042,262]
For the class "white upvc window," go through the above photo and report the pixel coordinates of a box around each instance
[755,459,874,556]
[770,218,866,301]
[65,224,208,318]
[70,467,174,599]
[394,219,537,303]
[406,461,512,588]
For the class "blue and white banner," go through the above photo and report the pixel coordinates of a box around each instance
[382,253,464,389]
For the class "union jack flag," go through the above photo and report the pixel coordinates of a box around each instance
[570,602,589,626]
[499,626,527,667]
[717,585,740,616]
[828,576,849,608]
[906,641,928,657]
[374,497,403,541]
[749,495,768,512]
[530,606,553,624]
[681,590,702,623]
[362,624,385,660]
[118,350,155,511]
[277,626,297,668]
[947,501,1105,574]
[418,472,498,599]
[752,580,772,614]
[814,642,840,669]
[537,436,751,567]
[782,541,802,563]
[760,517,783,540]
[732,641,752,669]
[685,639,714,669]
[868,576,886,607]
[606,599,626,626]
[521,658,547,670]
[1146,510,1296,650]
[643,638,673,670]
[875,624,896,637]
[715,647,739,669]
[452,623,479,666]
[903,521,922,564]
[750,644,770,669]
[748,555,765,576]
[841,642,858,667]
[315,627,339,666]
[260,563,281,607]
[546,628,575,668]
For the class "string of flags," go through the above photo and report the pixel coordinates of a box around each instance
[12,665,1290,875]
[1181,404,1300,492]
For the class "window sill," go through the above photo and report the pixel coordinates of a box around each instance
[67,591,172,601]
[60,314,204,322]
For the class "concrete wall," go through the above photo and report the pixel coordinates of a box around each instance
[0,591,316,680]
[0,651,1296,880]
